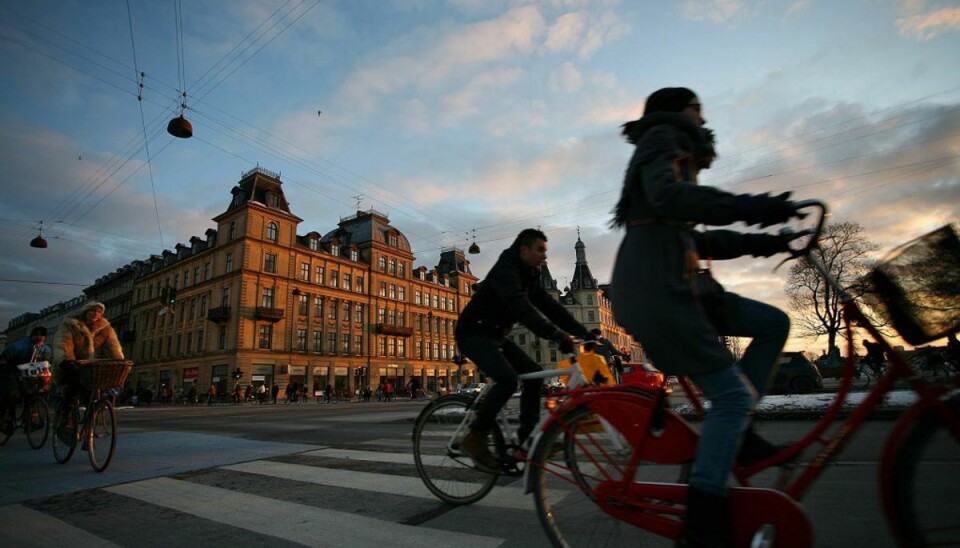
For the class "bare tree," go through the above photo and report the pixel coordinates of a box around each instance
[785,221,881,351]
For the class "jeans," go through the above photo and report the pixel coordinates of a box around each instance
[687,295,790,496]
[457,334,543,433]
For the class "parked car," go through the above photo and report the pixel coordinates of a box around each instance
[770,352,823,394]
[461,382,486,395]
[620,362,671,394]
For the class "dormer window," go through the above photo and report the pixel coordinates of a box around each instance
[331,245,340,257]
[349,248,359,261]
[309,238,320,251]
[267,193,279,207]
[266,221,278,242]
[389,234,398,247]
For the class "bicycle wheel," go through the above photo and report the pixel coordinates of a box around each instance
[52,400,79,463]
[851,365,873,389]
[87,399,118,472]
[24,397,50,449]
[888,395,960,546]
[531,403,690,547]
[0,404,15,446]
[412,395,502,505]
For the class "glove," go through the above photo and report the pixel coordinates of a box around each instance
[554,331,575,354]
[746,229,812,257]
[737,191,804,228]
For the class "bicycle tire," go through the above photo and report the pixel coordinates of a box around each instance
[851,366,872,390]
[888,395,960,547]
[87,399,118,472]
[412,395,502,505]
[0,404,15,446]
[530,402,691,547]
[52,401,78,464]
[24,397,50,449]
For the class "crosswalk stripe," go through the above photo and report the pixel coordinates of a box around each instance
[105,477,504,548]
[0,504,122,547]
[303,447,419,465]
[223,459,546,510]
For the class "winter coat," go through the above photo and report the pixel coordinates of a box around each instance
[456,245,588,343]
[609,113,783,376]
[1,337,53,366]
[56,315,124,363]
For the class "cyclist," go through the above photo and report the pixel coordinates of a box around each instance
[55,301,124,414]
[1,326,53,431]
[609,87,807,547]
[455,228,591,471]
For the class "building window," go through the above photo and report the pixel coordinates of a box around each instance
[587,310,596,322]
[398,262,406,279]
[166,336,173,357]
[440,296,446,310]
[298,294,308,315]
[186,332,193,353]
[309,238,320,251]
[388,338,397,356]
[313,331,323,353]
[343,274,351,291]
[331,245,340,257]
[314,296,323,317]
[228,221,236,240]
[550,348,557,362]
[266,221,278,242]
[355,304,363,323]
[356,276,364,293]
[378,307,386,324]
[341,334,350,355]
[397,286,405,301]
[379,281,387,297]
[389,284,396,300]
[330,271,339,288]
[388,309,397,324]
[378,338,387,357]
[433,294,439,308]
[416,340,423,359]
[204,262,211,280]
[415,291,421,305]
[389,234,398,247]
[175,334,182,355]
[397,338,406,358]
[328,301,338,320]
[194,266,200,284]
[296,329,307,351]
[355,335,363,355]
[315,266,325,285]
[218,326,226,350]
[183,271,189,288]
[225,253,234,273]
[258,325,272,349]
[221,286,231,307]
[196,329,204,352]
[349,248,359,261]
[327,333,337,353]
[261,287,274,308]
[300,262,310,281]
[518,333,526,346]
[199,295,207,316]
[389,259,396,275]
[268,193,279,207]
[378,257,387,271]
[433,343,439,361]
[264,253,276,273]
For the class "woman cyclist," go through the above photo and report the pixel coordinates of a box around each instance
[609,87,806,547]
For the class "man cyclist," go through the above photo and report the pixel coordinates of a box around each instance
[455,228,591,471]
[1,326,53,431]
[862,339,886,376]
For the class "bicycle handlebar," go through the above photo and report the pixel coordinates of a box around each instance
[783,199,829,258]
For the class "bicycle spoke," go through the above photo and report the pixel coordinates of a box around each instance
[25,398,50,449]
[52,401,78,464]
[87,399,117,472]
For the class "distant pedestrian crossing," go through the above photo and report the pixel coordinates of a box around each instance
[0,432,556,547]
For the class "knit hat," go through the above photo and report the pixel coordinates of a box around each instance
[643,87,698,115]
[81,301,106,314]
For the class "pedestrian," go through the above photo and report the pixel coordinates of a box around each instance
[244,384,253,403]
[207,384,216,406]
[384,381,393,402]
[325,383,333,404]
[862,339,886,375]
[271,383,280,404]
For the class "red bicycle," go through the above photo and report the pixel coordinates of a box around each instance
[524,202,960,547]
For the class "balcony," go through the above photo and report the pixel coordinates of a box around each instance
[207,306,231,323]
[255,307,285,322]
[376,323,414,337]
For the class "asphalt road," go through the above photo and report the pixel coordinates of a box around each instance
[0,397,949,547]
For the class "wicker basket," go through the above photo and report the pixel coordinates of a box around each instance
[75,359,133,391]
[861,225,960,345]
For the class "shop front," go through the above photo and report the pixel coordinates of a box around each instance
[333,366,348,399]
[251,364,274,391]
[211,364,228,396]
[182,367,199,400]
[379,364,400,392]
[289,365,306,394]
[312,366,328,398]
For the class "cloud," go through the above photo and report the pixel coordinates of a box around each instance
[549,62,583,93]
[897,7,960,41]
[545,12,587,52]
[680,0,747,24]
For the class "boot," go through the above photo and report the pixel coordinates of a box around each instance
[676,487,730,548]
[737,427,782,467]
[461,428,499,472]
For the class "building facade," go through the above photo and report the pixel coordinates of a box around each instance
[127,167,479,399]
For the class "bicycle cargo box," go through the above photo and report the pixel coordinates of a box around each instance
[76,359,133,391]
[861,225,960,345]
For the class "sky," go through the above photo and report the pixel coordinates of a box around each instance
[1,0,958,355]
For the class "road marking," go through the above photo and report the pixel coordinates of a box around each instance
[106,477,503,548]
[0,504,122,547]
[223,459,547,510]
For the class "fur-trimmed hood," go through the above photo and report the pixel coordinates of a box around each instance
[55,315,124,362]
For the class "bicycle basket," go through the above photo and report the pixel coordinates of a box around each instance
[76,360,133,391]
[860,225,960,345]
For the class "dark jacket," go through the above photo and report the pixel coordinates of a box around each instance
[456,245,588,342]
[1,337,53,366]
[610,114,783,376]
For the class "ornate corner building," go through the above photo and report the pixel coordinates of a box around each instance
[121,167,479,398]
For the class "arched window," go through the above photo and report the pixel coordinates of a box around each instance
[266,221,278,242]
